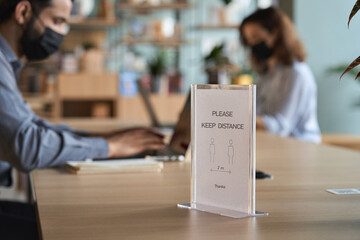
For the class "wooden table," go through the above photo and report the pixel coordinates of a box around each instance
[31,133,360,240]
[322,134,360,151]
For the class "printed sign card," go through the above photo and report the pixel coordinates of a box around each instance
[178,84,267,218]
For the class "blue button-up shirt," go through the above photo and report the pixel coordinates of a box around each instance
[0,34,108,185]
[257,61,321,143]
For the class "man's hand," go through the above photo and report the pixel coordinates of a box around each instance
[105,128,166,158]
[256,116,266,131]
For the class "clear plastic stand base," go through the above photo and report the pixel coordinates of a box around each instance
[177,202,268,219]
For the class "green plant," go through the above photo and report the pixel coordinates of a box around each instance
[148,51,167,77]
[341,1,360,79]
[82,42,96,51]
[329,64,358,79]
[221,0,232,6]
[204,43,230,67]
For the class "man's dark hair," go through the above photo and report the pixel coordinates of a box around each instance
[0,0,72,23]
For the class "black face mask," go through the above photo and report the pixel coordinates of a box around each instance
[251,41,274,61]
[21,18,64,61]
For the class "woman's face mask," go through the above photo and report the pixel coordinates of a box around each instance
[242,23,276,61]
[250,41,274,61]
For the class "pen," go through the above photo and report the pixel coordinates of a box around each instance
[86,155,185,162]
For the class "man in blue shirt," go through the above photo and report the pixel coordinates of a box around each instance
[0,0,166,184]
[0,0,165,238]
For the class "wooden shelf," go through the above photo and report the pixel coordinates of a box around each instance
[117,2,192,10]
[57,73,118,99]
[23,93,55,103]
[206,64,241,73]
[23,93,56,118]
[119,38,189,47]
[197,24,239,30]
[59,96,118,101]
[69,18,120,29]
[117,94,187,124]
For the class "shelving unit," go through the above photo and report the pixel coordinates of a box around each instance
[21,1,191,123]
[117,2,192,10]
[55,72,186,123]
[58,2,190,121]
[23,93,56,118]
[116,1,192,72]
[113,1,192,122]
[54,15,119,119]
[196,24,239,30]
[117,94,187,123]
[56,73,118,118]
[69,18,121,29]
[119,38,189,47]
[194,1,258,84]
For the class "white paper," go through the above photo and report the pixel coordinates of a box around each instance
[326,188,360,195]
[67,159,160,168]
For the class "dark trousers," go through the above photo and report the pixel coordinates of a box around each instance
[0,201,39,240]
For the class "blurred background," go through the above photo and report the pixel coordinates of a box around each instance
[17,0,360,134]
[3,0,360,201]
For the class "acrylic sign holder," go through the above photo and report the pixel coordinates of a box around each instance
[178,84,267,218]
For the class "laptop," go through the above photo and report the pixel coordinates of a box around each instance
[136,79,191,161]
[136,80,271,177]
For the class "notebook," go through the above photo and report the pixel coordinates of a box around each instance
[65,159,163,174]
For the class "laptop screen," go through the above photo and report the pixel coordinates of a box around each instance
[137,79,191,155]
[168,94,191,155]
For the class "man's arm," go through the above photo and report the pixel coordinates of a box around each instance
[11,119,108,172]
[32,117,90,136]
[0,58,108,172]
